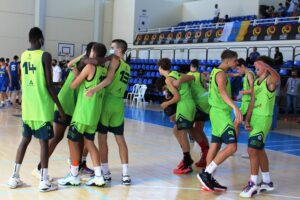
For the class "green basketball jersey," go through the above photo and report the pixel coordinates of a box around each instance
[252,76,275,116]
[105,59,130,98]
[167,71,193,101]
[208,68,232,111]
[54,71,77,116]
[21,50,54,121]
[72,65,107,126]
[187,71,210,113]
[242,70,255,103]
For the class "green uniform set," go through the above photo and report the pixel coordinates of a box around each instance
[187,71,210,121]
[167,71,195,130]
[208,68,236,144]
[67,65,107,141]
[54,58,82,126]
[248,76,275,149]
[97,59,130,135]
[21,50,54,140]
[240,70,255,115]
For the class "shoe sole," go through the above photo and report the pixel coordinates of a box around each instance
[39,187,58,193]
[240,190,258,198]
[196,174,214,191]
[58,182,81,186]
[122,182,131,186]
[86,183,106,187]
[259,187,274,192]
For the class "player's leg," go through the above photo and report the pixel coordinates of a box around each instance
[258,149,274,192]
[84,133,105,187]
[58,123,82,186]
[80,144,94,177]
[8,122,33,189]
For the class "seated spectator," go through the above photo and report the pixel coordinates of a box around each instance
[224,14,230,22]
[274,47,283,68]
[287,0,298,16]
[246,47,260,65]
[277,3,286,17]
[266,6,275,18]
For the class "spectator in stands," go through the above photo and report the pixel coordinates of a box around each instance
[247,47,260,65]
[287,0,298,16]
[138,68,144,78]
[274,47,283,68]
[277,3,286,17]
[284,69,300,121]
[52,59,62,83]
[224,14,230,22]
[213,4,220,23]
[5,58,10,67]
[266,6,275,18]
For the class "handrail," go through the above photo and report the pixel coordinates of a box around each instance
[137,16,300,35]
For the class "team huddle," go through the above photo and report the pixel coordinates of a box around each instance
[155,51,279,198]
[7,27,131,192]
[6,27,279,198]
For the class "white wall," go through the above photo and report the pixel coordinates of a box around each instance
[0,0,35,58]
[182,0,260,22]
[103,0,114,47]
[112,0,135,46]
[44,0,95,59]
[134,0,183,30]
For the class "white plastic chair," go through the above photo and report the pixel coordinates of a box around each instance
[126,84,140,104]
[131,84,147,107]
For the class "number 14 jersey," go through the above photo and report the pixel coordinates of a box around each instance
[21,49,54,121]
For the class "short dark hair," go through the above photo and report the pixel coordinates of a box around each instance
[29,27,44,43]
[13,55,19,60]
[6,58,10,62]
[157,58,171,70]
[190,59,199,69]
[221,50,238,60]
[52,59,57,65]
[92,43,107,58]
[86,42,96,57]
[256,56,274,67]
[237,58,246,66]
[112,39,128,54]
[155,76,166,92]
[0,57,5,62]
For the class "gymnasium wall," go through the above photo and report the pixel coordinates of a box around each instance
[44,0,95,60]
[182,0,260,21]
[0,0,35,58]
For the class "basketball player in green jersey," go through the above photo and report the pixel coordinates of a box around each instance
[169,59,210,168]
[8,27,66,192]
[197,50,242,192]
[85,39,131,185]
[236,58,255,135]
[58,43,107,187]
[157,58,196,174]
[240,56,279,198]
[33,42,99,179]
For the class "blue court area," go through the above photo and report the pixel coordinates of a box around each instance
[125,106,300,157]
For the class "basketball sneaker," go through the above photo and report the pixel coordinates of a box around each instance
[58,173,81,186]
[259,181,274,192]
[197,170,214,191]
[39,180,58,192]
[211,177,227,191]
[80,162,94,177]
[103,171,112,183]
[122,175,131,185]
[173,165,193,174]
[86,176,106,187]
[32,168,53,182]
[195,149,208,168]
[8,176,23,189]
[240,181,258,198]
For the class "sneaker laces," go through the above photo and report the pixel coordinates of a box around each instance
[243,181,254,192]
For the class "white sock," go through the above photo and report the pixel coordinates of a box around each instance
[261,172,271,183]
[250,175,258,185]
[81,156,87,163]
[1,101,4,105]
[70,165,79,177]
[205,161,218,174]
[13,163,21,178]
[122,164,129,176]
[101,163,109,174]
[94,166,102,177]
[8,97,11,101]
[40,168,48,182]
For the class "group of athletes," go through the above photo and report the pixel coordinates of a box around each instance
[5,26,279,198]
[0,55,21,108]
[156,50,279,198]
